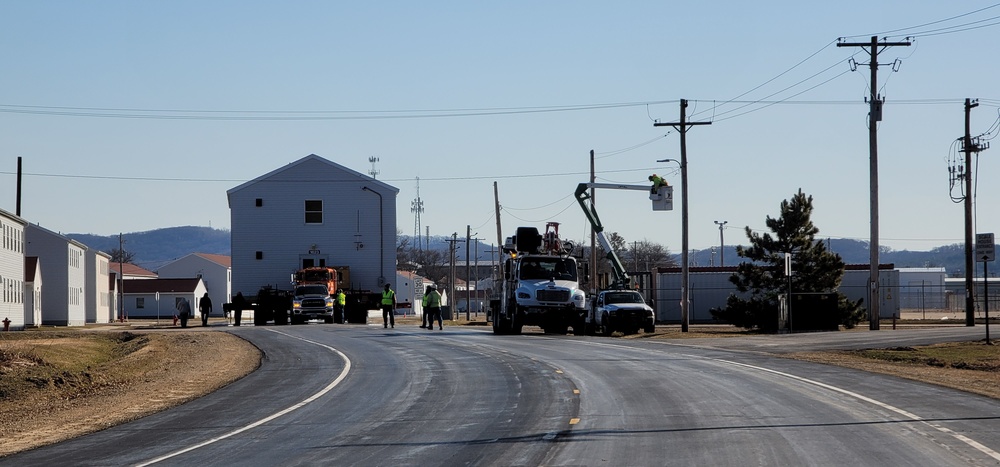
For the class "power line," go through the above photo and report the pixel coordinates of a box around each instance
[0,100,675,121]
[841,3,1000,39]
[0,166,668,184]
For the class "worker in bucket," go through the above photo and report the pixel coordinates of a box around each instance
[648,174,668,194]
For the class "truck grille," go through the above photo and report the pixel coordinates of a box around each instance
[301,298,327,308]
[536,290,570,302]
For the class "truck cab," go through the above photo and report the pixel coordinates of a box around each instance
[291,284,335,324]
[592,289,655,335]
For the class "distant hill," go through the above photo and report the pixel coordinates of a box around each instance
[66,227,971,277]
[69,226,230,272]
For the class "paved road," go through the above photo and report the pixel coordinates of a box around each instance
[5,324,999,466]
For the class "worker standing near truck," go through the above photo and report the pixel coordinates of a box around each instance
[335,289,347,324]
[426,284,443,330]
[381,283,396,329]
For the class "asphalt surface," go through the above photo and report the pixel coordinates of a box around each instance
[5,324,999,466]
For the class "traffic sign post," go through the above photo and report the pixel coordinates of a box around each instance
[976,233,995,263]
[976,233,994,344]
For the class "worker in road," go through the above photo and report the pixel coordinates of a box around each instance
[335,288,347,324]
[426,284,443,331]
[420,285,432,328]
[176,298,192,328]
[381,283,396,329]
[199,292,213,326]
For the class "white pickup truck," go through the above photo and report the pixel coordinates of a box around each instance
[590,289,655,335]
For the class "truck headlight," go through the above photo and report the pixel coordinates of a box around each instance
[292,301,302,309]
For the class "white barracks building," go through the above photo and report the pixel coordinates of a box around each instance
[227,154,398,297]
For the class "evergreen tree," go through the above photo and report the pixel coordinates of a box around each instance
[711,189,865,330]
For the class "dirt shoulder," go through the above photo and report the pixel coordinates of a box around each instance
[0,325,260,457]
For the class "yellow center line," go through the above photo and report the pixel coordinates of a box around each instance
[573,389,580,395]
[569,418,580,425]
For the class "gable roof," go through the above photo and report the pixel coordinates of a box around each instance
[0,207,26,226]
[110,263,158,278]
[122,278,202,294]
[194,253,231,267]
[226,154,398,201]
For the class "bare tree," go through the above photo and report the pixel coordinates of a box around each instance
[108,248,136,264]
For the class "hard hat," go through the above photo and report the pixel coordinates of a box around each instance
[429,284,437,290]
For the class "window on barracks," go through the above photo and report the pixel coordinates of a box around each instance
[305,200,323,224]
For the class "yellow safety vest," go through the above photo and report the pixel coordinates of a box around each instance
[426,291,442,308]
[382,289,395,305]
[336,292,346,305]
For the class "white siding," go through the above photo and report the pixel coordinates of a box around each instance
[24,262,42,327]
[0,211,27,330]
[228,155,398,299]
[159,254,231,315]
[25,224,88,326]
[85,249,112,323]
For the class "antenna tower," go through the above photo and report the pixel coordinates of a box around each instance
[411,177,425,250]
[368,156,380,179]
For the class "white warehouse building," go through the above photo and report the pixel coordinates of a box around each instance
[227,154,398,298]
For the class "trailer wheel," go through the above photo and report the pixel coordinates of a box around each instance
[492,312,508,335]
[273,310,288,325]
[511,311,523,335]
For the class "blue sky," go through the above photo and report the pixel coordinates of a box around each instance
[2,2,999,254]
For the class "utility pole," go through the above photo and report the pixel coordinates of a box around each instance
[411,177,424,250]
[961,98,989,326]
[837,36,911,330]
[466,225,472,320]
[714,220,728,267]
[493,182,505,320]
[590,150,597,294]
[447,233,460,321]
[118,233,126,322]
[655,98,711,332]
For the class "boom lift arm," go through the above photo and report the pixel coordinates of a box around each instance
[575,183,653,289]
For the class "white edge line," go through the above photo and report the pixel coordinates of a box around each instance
[704,355,1000,462]
[544,337,1000,461]
[135,329,351,466]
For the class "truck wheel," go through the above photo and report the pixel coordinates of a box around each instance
[601,314,613,336]
[644,324,655,333]
[511,313,523,335]
[492,312,506,335]
[273,310,288,325]
[253,311,266,326]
